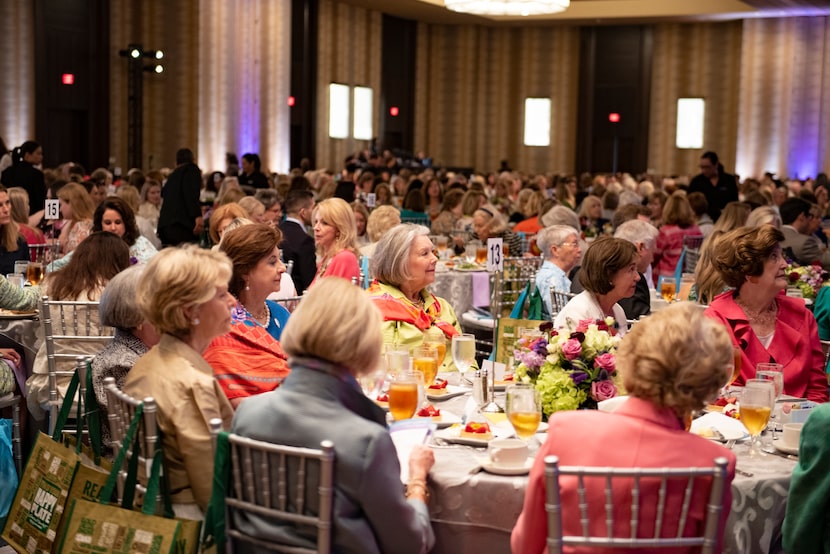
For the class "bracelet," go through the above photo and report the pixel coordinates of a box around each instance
[405,479,430,501]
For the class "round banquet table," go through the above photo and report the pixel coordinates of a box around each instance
[424,388,795,554]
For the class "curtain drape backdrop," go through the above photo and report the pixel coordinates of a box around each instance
[315,0,382,172]
[647,21,742,177]
[735,16,830,181]
[0,1,35,151]
[413,24,580,174]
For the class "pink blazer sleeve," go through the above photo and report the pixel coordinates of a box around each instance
[323,250,360,282]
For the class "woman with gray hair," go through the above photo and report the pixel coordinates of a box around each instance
[90,265,160,410]
[471,207,522,256]
[368,224,461,368]
[535,225,582,319]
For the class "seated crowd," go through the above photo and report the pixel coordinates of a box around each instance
[2,141,830,552]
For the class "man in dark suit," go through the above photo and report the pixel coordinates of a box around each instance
[688,151,738,222]
[780,197,830,269]
[157,148,203,246]
[280,190,316,294]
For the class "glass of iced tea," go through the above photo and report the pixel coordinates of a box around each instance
[474,242,487,265]
[27,262,44,285]
[505,384,542,442]
[739,379,775,457]
[423,329,447,371]
[659,278,676,303]
[388,371,422,421]
[413,346,439,387]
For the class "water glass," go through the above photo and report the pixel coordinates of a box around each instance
[451,333,476,375]
[5,273,24,289]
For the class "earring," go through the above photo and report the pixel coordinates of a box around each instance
[245,282,250,291]
[192,318,200,326]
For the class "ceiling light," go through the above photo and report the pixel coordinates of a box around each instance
[445,0,569,16]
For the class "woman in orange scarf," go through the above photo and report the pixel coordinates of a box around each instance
[368,224,461,369]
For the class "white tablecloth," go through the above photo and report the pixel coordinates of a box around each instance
[425,391,794,554]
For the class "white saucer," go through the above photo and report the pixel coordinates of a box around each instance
[481,458,533,475]
[774,441,799,455]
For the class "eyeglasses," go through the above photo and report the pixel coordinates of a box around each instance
[559,241,579,247]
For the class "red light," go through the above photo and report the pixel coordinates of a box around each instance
[389,106,399,117]
[608,112,620,123]
[61,73,75,85]
[287,96,295,107]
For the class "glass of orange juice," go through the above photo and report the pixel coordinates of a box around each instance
[388,371,423,421]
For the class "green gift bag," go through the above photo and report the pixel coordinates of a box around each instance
[57,404,201,554]
[2,365,111,554]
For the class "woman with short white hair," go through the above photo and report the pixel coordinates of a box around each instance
[369,224,460,368]
[535,225,582,319]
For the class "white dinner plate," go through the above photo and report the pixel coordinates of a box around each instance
[435,424,510,447]
[427,385,471,401]
[452,266,486,272]
[480,458,534,475]
[690,412,749,441]
[774,441,799,456]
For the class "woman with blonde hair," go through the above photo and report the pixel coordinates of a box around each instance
[57,182,95,256]
[125,245,236,517]
[138,179,162,228]
[692,202,751,304]
[311,197,360,284]
[361,205,402,259]
[577,194,610,237]
[653,192,701,281]
[232,278,436,552]
[0,186,31,275]
[238,195,266,224]
[471,207,522,256]
[8,186,44,245]
[353,201,370,247]
[745,205,782,229]
[513,302,736,552]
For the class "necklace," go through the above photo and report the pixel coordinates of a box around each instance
[407,294,425,310]
[736,297,778,328]
[245,302,271,326]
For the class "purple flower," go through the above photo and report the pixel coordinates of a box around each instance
[129,256,139,265]
[591,380,618,401]
[594,353,616,372]
[562,338,582,360]
[570,371,589,385]
[532,339,548,356]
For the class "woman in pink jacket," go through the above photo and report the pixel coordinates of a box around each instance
[512,302,737,554]
[705,225,828,403]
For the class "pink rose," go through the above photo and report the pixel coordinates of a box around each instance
[575,320,593,333]
[562,338,582,360]
[594,353,616,372]
[591,380,618,402]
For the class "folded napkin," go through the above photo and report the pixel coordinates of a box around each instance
[471,272,490,308]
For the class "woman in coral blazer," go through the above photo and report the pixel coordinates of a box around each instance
[512,303,737,554]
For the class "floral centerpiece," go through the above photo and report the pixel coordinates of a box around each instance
[513,319,623,418]
[785,261,829,300]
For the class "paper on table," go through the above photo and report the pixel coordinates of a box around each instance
[389,419,436,483]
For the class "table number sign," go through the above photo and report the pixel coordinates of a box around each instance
[45,199,60,220]
[487,238,503,272]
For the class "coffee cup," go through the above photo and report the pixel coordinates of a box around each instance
[487,438,528,468]
[782,423,803,449]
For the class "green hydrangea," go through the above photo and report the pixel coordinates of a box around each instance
[535,365,588,416]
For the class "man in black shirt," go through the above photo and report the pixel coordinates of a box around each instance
[688,151,738,222]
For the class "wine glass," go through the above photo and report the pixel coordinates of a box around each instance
[388,371,423,421]
[739,379,775,457]
[464,244,477,264]
[505,384,542,443]
[385,348,410,375]
[357,365,388,400]
[451,333,476,377]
